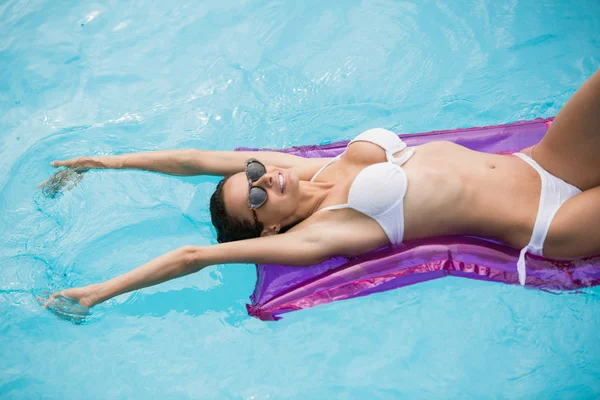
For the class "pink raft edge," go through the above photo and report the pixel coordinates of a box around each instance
[236,117,600,321]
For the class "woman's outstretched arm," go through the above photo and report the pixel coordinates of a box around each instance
[49,149,320,176]
[44,217,387,311]
[40,149,329,197]
[65,233,329,308]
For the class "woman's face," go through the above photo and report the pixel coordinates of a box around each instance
[223,165,301,235]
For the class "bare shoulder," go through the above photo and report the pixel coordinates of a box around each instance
[203,208,388,268]
[202,212,385,268]
[293,208,391,257]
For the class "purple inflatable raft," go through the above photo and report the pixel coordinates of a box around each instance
[239,118,600,321]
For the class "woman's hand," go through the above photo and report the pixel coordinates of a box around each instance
[38,156,99,198]
[38,166,89,198]
[42,285,99,323]
[44,285,99,309]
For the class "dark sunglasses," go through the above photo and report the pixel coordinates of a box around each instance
[245,158,268,223]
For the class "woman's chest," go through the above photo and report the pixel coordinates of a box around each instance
[315,159,406,213]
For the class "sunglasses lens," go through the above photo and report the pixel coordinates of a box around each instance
[248,187,267,208]
[246,161,266,181]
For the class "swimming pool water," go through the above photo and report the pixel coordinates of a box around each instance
[1,0,599,398]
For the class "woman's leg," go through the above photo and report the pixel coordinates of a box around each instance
[545,185,600,258]
[533,68,600,191]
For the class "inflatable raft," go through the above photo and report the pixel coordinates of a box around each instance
[238,118,600,321]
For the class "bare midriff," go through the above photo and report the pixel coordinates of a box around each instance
[401,141,541,248]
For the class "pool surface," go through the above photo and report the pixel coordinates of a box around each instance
[1,0,600,398]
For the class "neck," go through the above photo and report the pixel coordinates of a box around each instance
[285,179,334,227]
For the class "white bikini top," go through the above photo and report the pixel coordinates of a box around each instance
[311,128,415,245]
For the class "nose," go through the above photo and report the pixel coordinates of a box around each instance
[255,171,274,189]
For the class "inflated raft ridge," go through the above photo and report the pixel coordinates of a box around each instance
[238,118,600,321]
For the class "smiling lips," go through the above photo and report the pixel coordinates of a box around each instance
[278,172,285,194]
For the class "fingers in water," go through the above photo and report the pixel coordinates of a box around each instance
[40,168,88,198]
[44,294,90,324]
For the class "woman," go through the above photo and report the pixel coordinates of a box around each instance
[44,69,600,315]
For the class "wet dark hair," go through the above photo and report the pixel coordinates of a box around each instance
[210,176,263,243]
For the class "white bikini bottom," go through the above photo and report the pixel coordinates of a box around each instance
[513,153,582,285]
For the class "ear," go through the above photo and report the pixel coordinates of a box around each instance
[260,224,281,237]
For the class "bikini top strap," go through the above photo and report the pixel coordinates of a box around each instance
[389,148,415,166]
[310,153,343,182]
[315,203,351,213]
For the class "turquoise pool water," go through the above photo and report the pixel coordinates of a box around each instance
[1,0,600,398]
